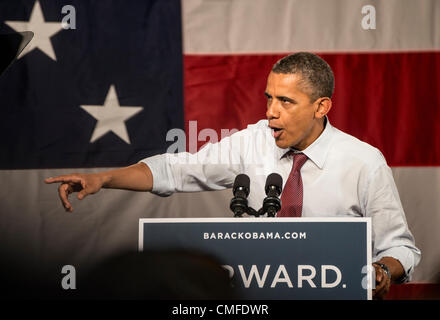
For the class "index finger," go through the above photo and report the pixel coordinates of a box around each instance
[44,175,84,184]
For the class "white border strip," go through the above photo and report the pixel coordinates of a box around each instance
[139,217,370,224]
[366,218,372,300]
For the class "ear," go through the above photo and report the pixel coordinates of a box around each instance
[314,97,332,119]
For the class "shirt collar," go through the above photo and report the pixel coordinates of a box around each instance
[277,116,334,169]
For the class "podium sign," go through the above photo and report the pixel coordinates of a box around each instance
[139,217,372,300]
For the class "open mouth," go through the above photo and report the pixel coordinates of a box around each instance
[270,127,283,139]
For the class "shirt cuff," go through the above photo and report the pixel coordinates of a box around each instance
[375,247,415,283]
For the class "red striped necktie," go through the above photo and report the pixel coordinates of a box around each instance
[277,152,308,217]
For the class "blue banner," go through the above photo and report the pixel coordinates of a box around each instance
[140,217,372,300]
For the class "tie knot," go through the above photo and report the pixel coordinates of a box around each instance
[292,153,308,172]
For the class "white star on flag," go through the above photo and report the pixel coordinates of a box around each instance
[5,0,63,61]
[81,85,144,144]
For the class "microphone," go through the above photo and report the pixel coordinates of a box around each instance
[262,173,283,217]
[230,174,250,217]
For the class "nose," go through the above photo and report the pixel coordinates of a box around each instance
[266,100,279,120]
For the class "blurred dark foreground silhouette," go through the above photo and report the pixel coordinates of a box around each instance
[0,249,240,300]
[81,249,240,300]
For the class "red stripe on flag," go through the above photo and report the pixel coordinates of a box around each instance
[184,52,440,166]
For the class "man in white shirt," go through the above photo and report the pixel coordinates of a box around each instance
[45,52,421,299]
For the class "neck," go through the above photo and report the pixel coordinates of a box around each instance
[293,118,326,151]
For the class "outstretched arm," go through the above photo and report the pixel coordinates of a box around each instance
[44,162,153,212]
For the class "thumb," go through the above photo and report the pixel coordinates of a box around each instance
[376,269,383,283]
[78,189,89,200]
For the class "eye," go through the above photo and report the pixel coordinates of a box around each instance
[280,97,296,106]
[265,94,272,106]
[281,97,291,104]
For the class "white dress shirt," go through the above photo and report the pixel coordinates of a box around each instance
[141,118,421,281]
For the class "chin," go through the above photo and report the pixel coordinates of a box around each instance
[275,140,290,149]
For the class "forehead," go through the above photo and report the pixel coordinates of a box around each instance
[265,72,305,95]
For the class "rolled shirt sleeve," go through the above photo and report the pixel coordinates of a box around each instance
[365,163,421,282]
[139,129,249,196]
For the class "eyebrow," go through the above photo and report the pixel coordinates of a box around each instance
[265,92,296,104]
[277,95,296,103]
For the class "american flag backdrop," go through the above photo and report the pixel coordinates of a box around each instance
[0,0,439,297]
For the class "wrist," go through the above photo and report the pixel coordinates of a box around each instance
[98,171,112,188]
[373,262,391,281]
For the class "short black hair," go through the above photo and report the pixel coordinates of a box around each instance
[272,52,334,101]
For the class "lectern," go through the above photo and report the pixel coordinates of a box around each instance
[139,217,372,300]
